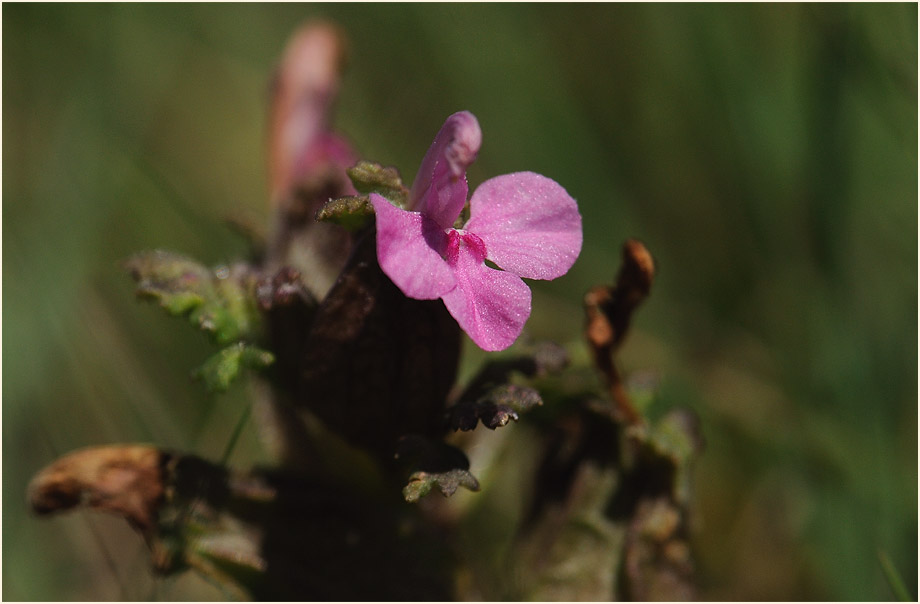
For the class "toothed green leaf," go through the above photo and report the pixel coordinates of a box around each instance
[447,384,543,431]
[403,469,480,503]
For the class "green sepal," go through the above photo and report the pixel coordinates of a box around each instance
[194,343,275,393]
[315,195,375,232]
[346,160,409,207]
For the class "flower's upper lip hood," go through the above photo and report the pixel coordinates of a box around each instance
[408,111,482,227]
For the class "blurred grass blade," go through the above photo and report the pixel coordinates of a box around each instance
[878,549,913,602]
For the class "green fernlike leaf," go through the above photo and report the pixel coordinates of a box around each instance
[195,343,275,393]
[403,469,480,503]
[126,251,260,345]
[346,160,409,207]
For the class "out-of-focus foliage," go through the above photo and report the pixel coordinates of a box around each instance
[4,3,916,600]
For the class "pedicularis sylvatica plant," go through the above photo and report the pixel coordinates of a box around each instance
[29,23,702,601]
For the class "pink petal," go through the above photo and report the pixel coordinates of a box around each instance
[441,237,532,351]
[408,111,482,228]
[370,193,456,300]
[465,172,582,280]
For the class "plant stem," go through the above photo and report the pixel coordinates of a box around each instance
[220,403,252,466]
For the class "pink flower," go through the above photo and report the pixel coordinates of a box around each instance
[370,111,582,351]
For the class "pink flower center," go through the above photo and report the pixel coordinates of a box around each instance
[445,229,487,265]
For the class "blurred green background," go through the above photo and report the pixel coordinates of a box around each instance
[4,3,916,600]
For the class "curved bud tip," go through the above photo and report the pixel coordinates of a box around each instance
[280,23,348,106]
[269,22,350,202]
